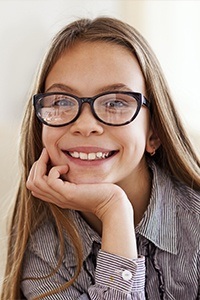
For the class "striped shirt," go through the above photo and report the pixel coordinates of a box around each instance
[21,162,200,299]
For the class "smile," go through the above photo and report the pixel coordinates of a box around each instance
[66,151,116,161]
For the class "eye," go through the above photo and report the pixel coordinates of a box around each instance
[54,98,75,107]
[105,99,128,108]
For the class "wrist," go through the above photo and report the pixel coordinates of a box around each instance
[95,185,132,222]
[98,190,138,259]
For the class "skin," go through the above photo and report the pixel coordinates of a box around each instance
[27,41,160,259]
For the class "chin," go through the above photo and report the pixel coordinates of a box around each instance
[62,171,110,185]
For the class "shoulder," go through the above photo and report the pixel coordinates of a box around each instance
[174,181,200,249]
[27,220,59,258]
[151,160,200,215]
[173,179,200,215]
[26,211,99,267]
[26,218,76,265]
[173,183,200,254]
[150,162,200,252]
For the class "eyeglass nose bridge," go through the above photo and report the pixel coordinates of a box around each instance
[78,97,95,113]
[79,97,94,105]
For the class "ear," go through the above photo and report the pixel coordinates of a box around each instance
[145,125,161,156]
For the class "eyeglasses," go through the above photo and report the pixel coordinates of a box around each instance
[33,91,150,127]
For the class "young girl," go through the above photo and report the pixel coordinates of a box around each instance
[2,17,200,300]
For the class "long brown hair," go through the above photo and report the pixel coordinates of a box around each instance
[2,16,200,300]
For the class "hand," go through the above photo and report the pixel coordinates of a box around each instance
[26,148,129,221]
[27,148,138,258]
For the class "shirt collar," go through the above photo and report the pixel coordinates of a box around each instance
[136,161,178,255]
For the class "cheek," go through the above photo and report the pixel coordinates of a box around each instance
[41,127,62,160]
[120,117,150,146]
[120,116,151,156]
[123,131,147,154]
[42,127,52,148]
[42,126,64,146]
[42,126,72,167]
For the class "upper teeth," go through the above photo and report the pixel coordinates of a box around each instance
[69,151,110,160]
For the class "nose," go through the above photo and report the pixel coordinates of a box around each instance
[69,104,104,136]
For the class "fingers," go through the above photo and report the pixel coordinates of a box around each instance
[26,148,128,215]
[26,148,48,191]
[26,148,70,205]
[48,165,69,183]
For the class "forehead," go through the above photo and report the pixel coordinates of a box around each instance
[45,41,146,96]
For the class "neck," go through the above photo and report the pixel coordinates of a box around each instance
[118,159,152,226]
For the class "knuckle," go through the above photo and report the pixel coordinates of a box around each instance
[34,178,43,188]
[46,175,55,187]
[26,179,32,190]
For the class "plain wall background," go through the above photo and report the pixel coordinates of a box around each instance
[1,0,200,287]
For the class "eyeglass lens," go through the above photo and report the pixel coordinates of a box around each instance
[36,93,139,126]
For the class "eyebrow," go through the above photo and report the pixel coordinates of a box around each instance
[99,84,133,93]
[45,83,76,93]
[45,83,133,94]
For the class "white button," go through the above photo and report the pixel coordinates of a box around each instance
[122,270,132,281]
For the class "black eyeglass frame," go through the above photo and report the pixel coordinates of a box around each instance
[33,91,151,127]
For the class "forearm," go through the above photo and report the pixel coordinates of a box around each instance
[90,196,145,298]
[101,198,138,259]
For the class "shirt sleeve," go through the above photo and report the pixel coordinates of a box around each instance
[21,247,145,299]
[88,250,146,299]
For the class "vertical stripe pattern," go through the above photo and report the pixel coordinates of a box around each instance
[21,162,200,299]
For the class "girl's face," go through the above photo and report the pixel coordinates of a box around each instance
[43,41,153,190]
